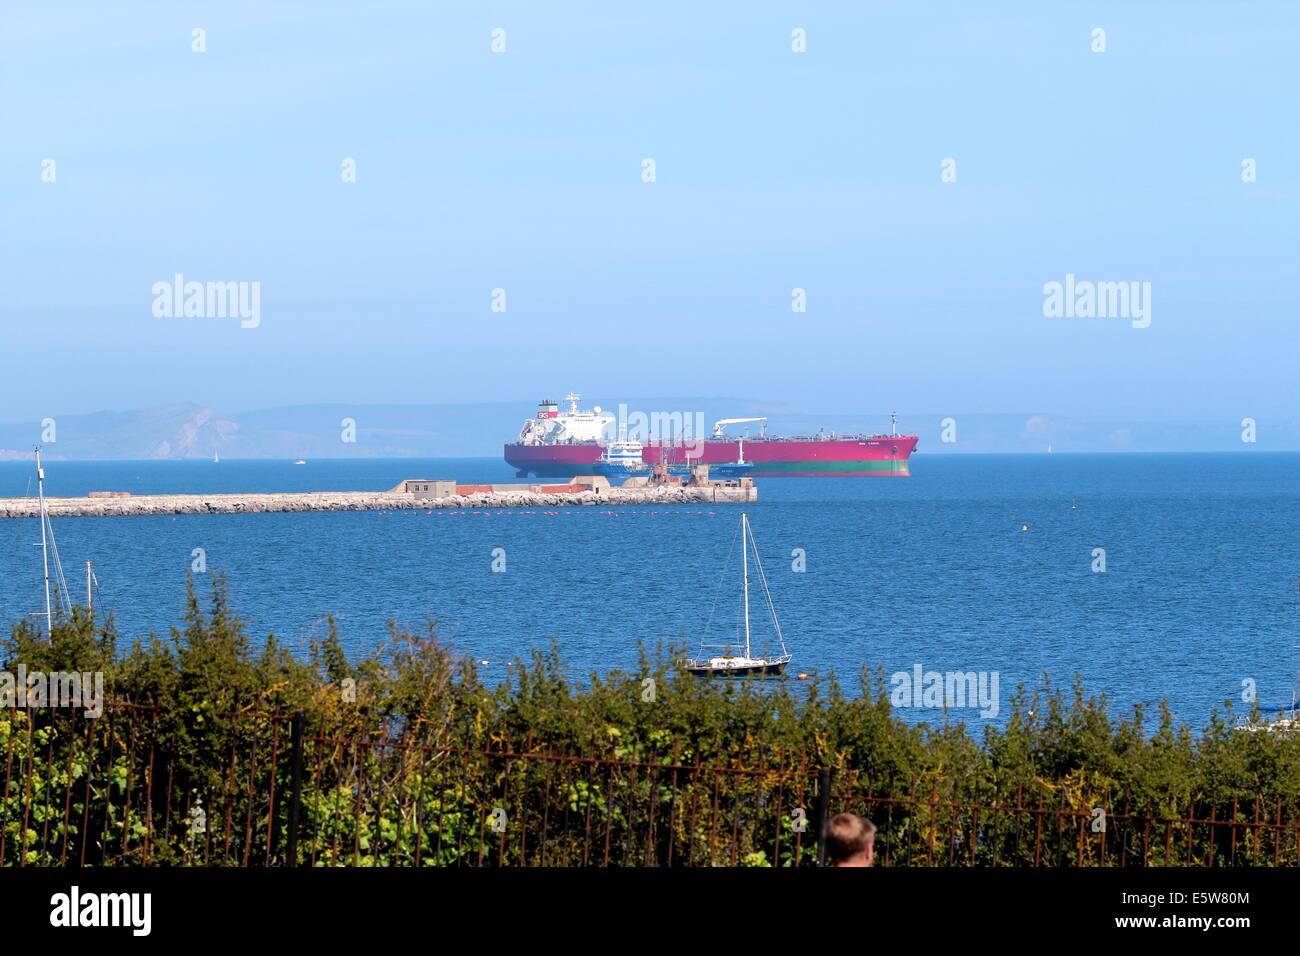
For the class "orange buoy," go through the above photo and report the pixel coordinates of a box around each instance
[797,673,808,681]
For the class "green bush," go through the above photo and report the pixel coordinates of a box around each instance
[3,575,1298,867]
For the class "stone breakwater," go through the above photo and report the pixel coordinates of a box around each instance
[0,485,756,520]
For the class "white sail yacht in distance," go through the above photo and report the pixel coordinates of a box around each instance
[686,512,792,677]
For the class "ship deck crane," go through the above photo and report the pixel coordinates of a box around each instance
[713,417,767,438]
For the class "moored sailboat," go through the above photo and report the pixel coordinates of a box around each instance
[686,513,792,677]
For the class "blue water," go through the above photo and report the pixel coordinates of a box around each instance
[2,453,1298,728]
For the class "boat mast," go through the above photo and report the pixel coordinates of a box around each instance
[36,446,52,635]
[87,560,94,612]
[1293,574,1300,713]
[741,513,751,658]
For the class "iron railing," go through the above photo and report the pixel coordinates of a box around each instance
[3,704,1298,867]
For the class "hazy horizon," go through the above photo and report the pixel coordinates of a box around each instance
[4,397,1300,459]
[3,1,1297,423]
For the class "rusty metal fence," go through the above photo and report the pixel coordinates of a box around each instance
[4,705,1300,867]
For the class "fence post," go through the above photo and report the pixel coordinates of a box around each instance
[285,712,305,866]
[814,767,832,867]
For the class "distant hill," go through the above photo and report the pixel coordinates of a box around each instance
[0,401,1296,460]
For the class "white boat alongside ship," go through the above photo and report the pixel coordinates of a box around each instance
[592,427,648,479]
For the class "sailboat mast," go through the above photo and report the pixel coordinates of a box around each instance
[742,513,751,657]
[36,447,52,635]
[1293,574,1299,711]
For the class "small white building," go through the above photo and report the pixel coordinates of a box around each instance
[391,479,456,499]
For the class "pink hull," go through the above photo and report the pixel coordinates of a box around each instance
[505,435,918,477]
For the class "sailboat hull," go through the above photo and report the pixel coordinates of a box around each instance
[685,657,790,678]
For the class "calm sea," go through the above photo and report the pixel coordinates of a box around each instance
[2,453,1298,727]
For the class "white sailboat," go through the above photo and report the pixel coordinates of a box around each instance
[686,513,792,677]
[1241,575,1300,734]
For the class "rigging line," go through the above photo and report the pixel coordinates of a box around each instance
[701,519,742,638]
[747,521,787,656]
[46,511,72,617]
[89,570,105,614]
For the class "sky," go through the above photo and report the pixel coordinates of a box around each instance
[1,1,1297,424]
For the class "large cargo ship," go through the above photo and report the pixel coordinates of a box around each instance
[505,394,918,478]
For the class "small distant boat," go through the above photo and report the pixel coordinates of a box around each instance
[1241,702,1300,734]
[1241,575,1300,734]
[213,452,220,464]
[294,460,307,465]
[686,513,791,677]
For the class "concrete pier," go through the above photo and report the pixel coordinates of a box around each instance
[0,482,757,520]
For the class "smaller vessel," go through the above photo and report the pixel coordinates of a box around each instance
[592,427,648,480]
[213,451,220,464]
[686,513,791,677]
[1241,574,1300,734]
[294,460,307,465]
[708,435,755,480]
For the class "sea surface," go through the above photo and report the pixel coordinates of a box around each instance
[2,453,1298,729]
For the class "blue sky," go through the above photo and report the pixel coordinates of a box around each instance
[2,1,1297,423]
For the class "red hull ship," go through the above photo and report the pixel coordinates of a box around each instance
[505,394,918,478]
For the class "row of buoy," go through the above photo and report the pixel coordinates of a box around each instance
[384,509,715,514]
[374,509,721,518]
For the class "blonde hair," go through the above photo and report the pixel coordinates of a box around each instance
[825,813,877,862]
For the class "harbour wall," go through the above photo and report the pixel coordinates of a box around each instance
[0,484,757,520]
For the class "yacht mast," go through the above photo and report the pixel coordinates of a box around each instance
[36,447,52,634]
[741,513,751,658]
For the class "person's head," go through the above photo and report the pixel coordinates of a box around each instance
[825,812,876,867]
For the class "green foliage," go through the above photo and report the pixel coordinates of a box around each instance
[3,575,1299,866]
